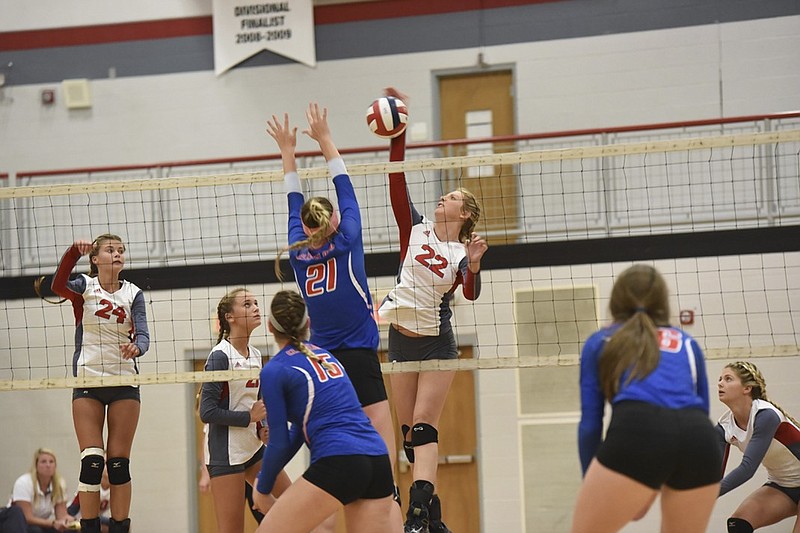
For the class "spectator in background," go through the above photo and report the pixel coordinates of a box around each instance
[10,448,76,532]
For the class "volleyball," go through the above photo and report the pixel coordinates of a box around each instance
[366,96,408,139]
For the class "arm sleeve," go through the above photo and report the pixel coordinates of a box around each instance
[691,339,710,413]
[199,351,251,427]
[578,333,606,474]
[719,409,781,496]
[459,257,482,300]
[257,364,304,494]
[51,246,83,301]
[131,290,150,356]
[715,423,731,479]
[284,171,301,195]
[388,132,420,260]
[333,172,361,243]
[287,191,307,246]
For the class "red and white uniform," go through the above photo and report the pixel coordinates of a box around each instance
[200,340,263,466]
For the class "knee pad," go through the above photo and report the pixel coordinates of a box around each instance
[411,423,438,447]
[80,517,102,533]
[727,518,754,533]
[79,447,105,492]
[107,457,131,485]
[401,424,415,463]
[109,517,131,533]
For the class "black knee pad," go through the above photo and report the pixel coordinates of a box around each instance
[107,457,131,485]
[727,518,754,533]
[411,423,438,447]
[80,517,102,533]
[79,447,105,492]
[109,517,131,533]
[402,424,415,463]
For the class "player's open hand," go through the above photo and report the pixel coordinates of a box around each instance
[266,113,297,153]
[303,103,330,142]
[384,86,409,104]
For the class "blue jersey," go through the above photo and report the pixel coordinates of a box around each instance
[578,324,710,472]
[288,171,378,351]
[256,342,387,494]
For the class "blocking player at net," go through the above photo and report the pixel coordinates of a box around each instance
[47,235,150,533]
[573,264,721,533]
[199,288,291,533]
[716,361,800,533]
[267,104,401,510]
[252,290,401,533]
[378,87,488,533]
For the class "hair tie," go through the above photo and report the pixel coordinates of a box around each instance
[633,307,648,313]
[269,309,308,334]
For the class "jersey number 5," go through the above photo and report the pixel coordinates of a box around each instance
[306,258,337,297]
[415,245,448,278]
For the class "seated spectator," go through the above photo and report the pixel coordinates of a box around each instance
[10,448,76,532]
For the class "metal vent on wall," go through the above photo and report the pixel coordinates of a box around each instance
[513,285,600,362]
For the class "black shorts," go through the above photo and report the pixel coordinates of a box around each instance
[765,482,800,505]
[303,454,394,505]
[207,447,263,478]
[596,401,722,490]
[331,348,388,407]
[388,326,457,362]
[72,386,141,405]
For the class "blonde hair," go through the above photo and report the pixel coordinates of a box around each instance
[599,264,670,400]
[216,288,248,344]
[457,188,481,243]
[269,290,333,371]
[726,361,800,427]
[29,448,65,508]
[275,197,336,280]
[35,233,125,304]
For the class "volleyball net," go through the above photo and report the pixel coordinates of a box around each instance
[1,130,799,390]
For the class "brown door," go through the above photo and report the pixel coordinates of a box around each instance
[439,70,519,243]
[193,360,260,533]
[382,347,480,533]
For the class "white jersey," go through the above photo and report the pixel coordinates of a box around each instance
[718,398,800,488]
[379,219,469,336]
[10,473,67,520]
[73,274,146,377]
[200,339,263,466]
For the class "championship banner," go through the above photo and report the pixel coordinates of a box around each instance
[212,0,316,76]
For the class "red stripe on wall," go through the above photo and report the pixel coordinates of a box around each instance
[0,0,558,51]
[0,16,213,51]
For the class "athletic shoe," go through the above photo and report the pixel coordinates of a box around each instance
[404,502,430,533]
